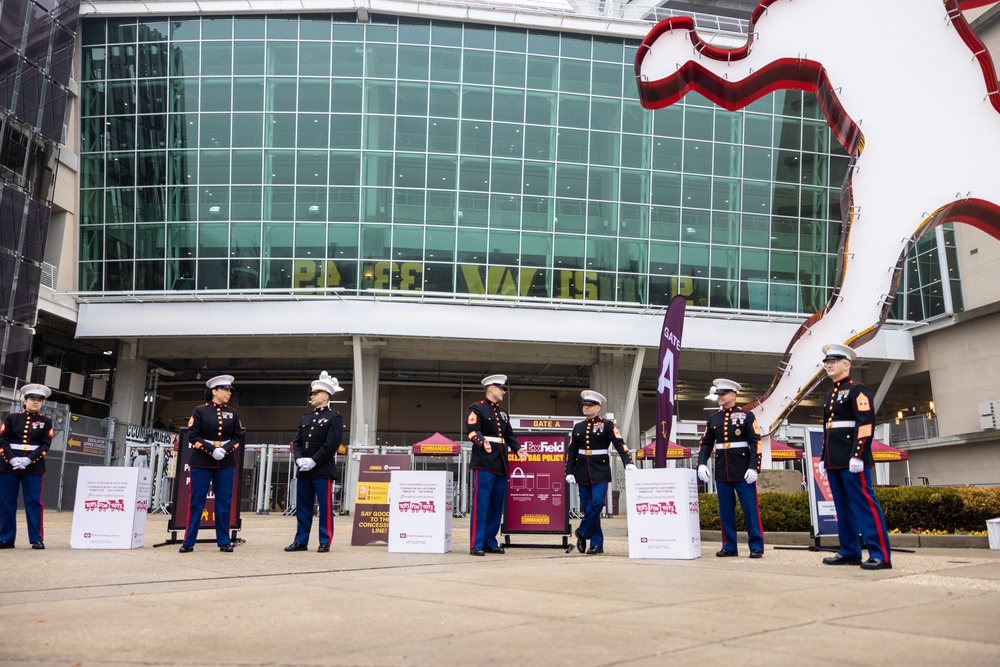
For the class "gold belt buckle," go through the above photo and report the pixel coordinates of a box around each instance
[723,442,730,450]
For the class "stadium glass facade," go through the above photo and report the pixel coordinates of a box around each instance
[76,12,957,321]
[0,0,78,389]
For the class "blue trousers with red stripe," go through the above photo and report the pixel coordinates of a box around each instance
[827,467,891,563]
[716,479,764,553]
[183,466,234,547]
[295,476,335,547]
[577,482,608,548]
[470,469,506,550]
[0,472,44,544]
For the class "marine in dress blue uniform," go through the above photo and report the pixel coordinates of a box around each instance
[0,384,54,549]
[819,343,892,570]
[180,375,246,553]
[285,372,345,553]
[565,390,636,554]
[465,374,527,556]
[697,379,765,558]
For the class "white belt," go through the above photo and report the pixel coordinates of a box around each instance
[483,436,503,443]
[714,442,749,450]
[581,449,608,456]
[14,444,39,451]
[210,440,231,446]
[828,421,856,429]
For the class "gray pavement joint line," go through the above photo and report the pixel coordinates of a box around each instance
[0,552,579,596]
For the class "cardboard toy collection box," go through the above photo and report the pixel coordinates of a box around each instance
[388,470,453,554]
[625,467,701,559]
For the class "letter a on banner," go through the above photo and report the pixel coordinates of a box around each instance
[655,295,687,468]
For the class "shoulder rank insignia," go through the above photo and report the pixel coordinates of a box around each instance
[856,394,871,412]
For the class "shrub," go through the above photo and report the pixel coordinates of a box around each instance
[697,492,811,532]
[697,486,1000,533]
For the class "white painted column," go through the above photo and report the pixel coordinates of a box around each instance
[349,336,382,449]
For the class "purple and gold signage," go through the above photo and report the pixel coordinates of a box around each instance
[503,434,568,534]
[351,454,412,546]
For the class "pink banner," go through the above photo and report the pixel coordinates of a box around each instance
[503,434,568,534]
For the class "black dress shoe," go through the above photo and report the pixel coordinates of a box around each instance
[484,546,505,554]
[219,544,234,552]
[317,544,330,553]
[586,546,603,555]
[284,542,308,552]
[822,554,862,566]
[178,545,194,553]
[574,528,586,554]
[715,549,737,557]
[749,549,763,559]
[469,547,485,556]
[860,558,892,570]
[0,541,14,549]
[31,541,44,550]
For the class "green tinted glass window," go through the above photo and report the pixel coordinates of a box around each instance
[493,123,523,158]
[493,89,524,123]
[525,93,555,126]
[462,86,492,120]
[431,47,461,82]
[397,117,427,151]
[266,42,298,76]
[201,43,232,75]
[397,82,428,116]
[299,42,331,75]
[233,42,265,75]
[295,223,326,257]
[560,59,590,94]
[331,42,363,76]
[495,53,526,88]
[553,234,584,270]
[231,150,262,185]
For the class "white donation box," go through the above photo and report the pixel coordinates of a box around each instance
[70,466,151,549]
[388,470,453,553]
[625,467,701,559]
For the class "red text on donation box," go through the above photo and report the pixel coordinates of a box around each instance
[505,434,568,534]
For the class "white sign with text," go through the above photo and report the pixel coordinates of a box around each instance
[388,470,453,553]
[70,466,151,549]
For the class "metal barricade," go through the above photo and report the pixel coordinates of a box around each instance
[245,444,297,515]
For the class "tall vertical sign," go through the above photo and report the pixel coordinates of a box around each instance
[655,295,687,468]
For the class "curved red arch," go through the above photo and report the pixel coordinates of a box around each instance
[635,0,1000,428]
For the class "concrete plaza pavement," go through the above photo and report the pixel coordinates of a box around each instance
[1,511,999,666]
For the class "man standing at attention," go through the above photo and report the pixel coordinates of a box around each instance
[565,389,637,555]
[819,343,892,570]
[285,371,344,554]
[466,374,527,556]
[697,379,764,558]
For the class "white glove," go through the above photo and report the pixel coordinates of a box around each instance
[212,448,226,461]
[625,463,637,471]
[697,464,711,484]
[565,474,576,485]
[744,469,758,484]
[10,457,29,469]
[300,458,316,472]
[295,458,306,469]
[817,461,826,477]
[849,457,864,474]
